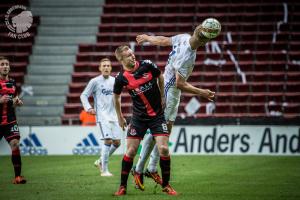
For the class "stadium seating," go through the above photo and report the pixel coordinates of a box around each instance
[62,0,300,125]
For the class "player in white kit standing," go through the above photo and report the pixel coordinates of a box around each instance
[132,19,221,188]
[80,58,123,177]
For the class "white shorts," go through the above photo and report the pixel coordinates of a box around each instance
[164,86,181,122]
[97,121,122,140]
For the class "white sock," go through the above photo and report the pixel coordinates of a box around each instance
[109,144,119,156]
[135,134,155,174]
[147,145,160,173]
[101,143,111,172]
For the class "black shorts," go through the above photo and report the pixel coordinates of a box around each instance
[0,122,20,143]
[127,114,169,139]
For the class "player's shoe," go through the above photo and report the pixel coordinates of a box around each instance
[94,159,102,172]
[114,186,126,196]
[162,184,178,196]
[144,169,162,185]
[12,176,26,184]
[101,171,113,177]
[131,167,144,191]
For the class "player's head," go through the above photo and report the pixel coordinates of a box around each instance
[115,45,136,70]
[192,24,210,43]
[99,58,112,78]
[0,56,10,77]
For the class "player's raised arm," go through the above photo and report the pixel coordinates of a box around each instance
[136,34,171,46]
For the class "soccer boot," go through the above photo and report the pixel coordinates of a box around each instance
[162,184,178,196]
[114,186,126,196]
[13,176,26,184]
[131,167,144,191]
[101,171,113,177]
[94,159,102,173]
[144,169,162,185]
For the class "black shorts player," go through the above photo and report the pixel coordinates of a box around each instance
[0,122,20,142]
[0,78,21,142]
[114,60,169,139]
[113,45,177,196]
[0,56,26,184]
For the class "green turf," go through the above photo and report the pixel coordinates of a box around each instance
[0,155,300,200]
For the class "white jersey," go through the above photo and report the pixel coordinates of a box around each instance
[163,34,197,121]
[164,34,196,87]
[80,75,118,122]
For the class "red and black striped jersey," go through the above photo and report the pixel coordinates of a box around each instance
[113,60,163,119]
[0,78,17,125]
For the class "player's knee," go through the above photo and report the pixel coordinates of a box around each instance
[126,146,138,158]
[104,139,113,145]
[9,139,20,150]
[158,145,169,156]
[113,140,121,147]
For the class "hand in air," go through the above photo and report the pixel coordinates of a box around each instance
[136,34,148,45]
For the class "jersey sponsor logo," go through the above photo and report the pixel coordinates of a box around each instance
[131,81,153,97]
[101,89,113,96]
[72,133,100,155]
[20,133,48,155]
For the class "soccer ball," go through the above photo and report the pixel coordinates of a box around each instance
[200,18,221,39]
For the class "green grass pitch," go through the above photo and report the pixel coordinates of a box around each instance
[0,155,300,200]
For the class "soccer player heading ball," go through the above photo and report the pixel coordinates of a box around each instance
[134,18,221,188]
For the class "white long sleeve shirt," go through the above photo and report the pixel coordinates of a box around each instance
[80,75,118,122]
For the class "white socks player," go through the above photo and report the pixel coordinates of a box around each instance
[95,143,119,176]
[135,133,160,174]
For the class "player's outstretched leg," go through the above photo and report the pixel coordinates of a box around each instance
[144,145,162,185]
[135,133,155,174]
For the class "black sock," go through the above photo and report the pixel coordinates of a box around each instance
[160,155,171,187]
[120,154,133,187]
[11,148,22,177]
